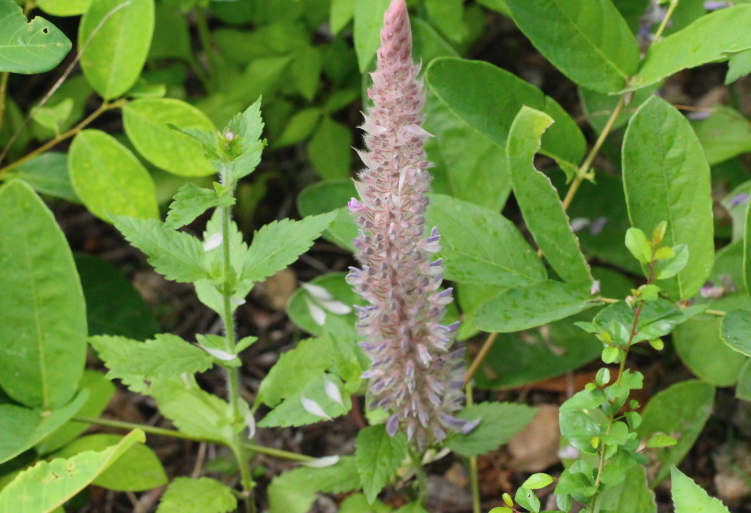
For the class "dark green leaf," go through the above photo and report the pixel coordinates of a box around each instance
[473,280,597,333]
[0,0,72,73]
[692,105,751,166]
[425,0,464,42]
[308,116,353,181]
[637,381,715,484]
[111,215,209,283]
[447,402,537,457]
[623,96,714,299]
[503,0,639,93]
[273,108,322,148]
[356,424,409,503]
[79,0,155,99]
[597,466,656,513]
[507,106,592,284]
[578,84,658,134]
[4,152,78,203]
[297,179,357,251]
[0,180,87,409]
[331,0,356,34]
[69,129,159,221]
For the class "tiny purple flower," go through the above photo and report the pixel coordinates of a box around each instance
[728,193,750,209]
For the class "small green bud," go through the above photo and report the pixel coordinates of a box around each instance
[652,221,668,245]
[596,368,611,386]
[649,338,664,350]
[591,436,600,448]
[503,493,514,507]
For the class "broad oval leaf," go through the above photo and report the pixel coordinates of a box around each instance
[692,105,751,166]
[79,0,155,99]
[425,194,546,287]
[721,309,751,357]
[632,5,751,90]
[623,96,714,300]
[638,381,715,484]
[0,429,145,513]
[426,58,586,168]
[54,434,167,491]
[0,180,87,409]
[507,106,592,284]
[123,98,217,177]
[0,0,72,73]
[69,129,159,221]
[472,280,597,333]
[503,0,639,93]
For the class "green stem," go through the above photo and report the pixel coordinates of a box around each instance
[0,72,8,137]
[218,162,255,513]
[195,8,217,92]
[466,384,481,513]
[408,448,429,506]
[652,0,680,44]
[71,416,314,462]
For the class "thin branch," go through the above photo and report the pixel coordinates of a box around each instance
[464,332,498,385]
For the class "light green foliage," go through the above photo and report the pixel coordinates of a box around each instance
[0,0,71,73]
[425,194,546,287]
[90,334,214,380]
[0,430,145,513]
[69,129,159,221]
[473,280,596,333]
[123,99,217,177]
[0,392,88,464]
[625,228,652,264]
[286,273,363,337]
[156,477,237,513]
[353,0,391,72]
[32,98,73,134]
[54,434,167,491]
[3,152,78,203]
[671,466,730,513]
[31,74,93,141]
[427,58,586,169]
[165,183,228,229]
[632,5,751,90]
[241,212,337,284]
[394,503,429,513]
[425,0,464,42]
[355,424,409,503]
[267,456,361,513]
[259,373,353,427]
[523,473,553,489]
[75,253,160,340]
[692,106,751,166]
[736,360,751,402]
[424,93,511,212]
[611,0,650,33]
[0,180,87,409]
[37,370,115,454]
[596,466,656,513]
[721,309,751,356]
[507,106,592,284]
[110,214,210,283]
[37,0,91,16]
[515,486,540,513]
[290,46,322,101]
[623,97,714,299]
[340,494,392,513]
[79,0,155,99]
[225,99,266,181]
[308,115,353,180]
[447,402,537,457]
[637,381,715,484]
[503,0,639,93]
[726,49,751,85]
[331,0,356,34]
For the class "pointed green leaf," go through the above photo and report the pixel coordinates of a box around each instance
[259,374,352,428]
[331,0,356,34]
[726,49,751,85]
[0,429,145,513]
[0,180,87,409]
[308,116,353,181]
[473,280,596,333]
[0,391,88,464]
[165,183,223,229]
[111,215,209,283]
[623,96,714,299]
[447,402,537,457]
[503,0,639,93]
[69,129,159,222]
[671,466,730,513]
[425,0,464,42]
[632,5,751,91]
[353,0,391,72]
[156,477,237,513]
[54,434,166,491]
[692,105,751,166]
[0,0,72,73]
[507,106,592,284]
[79,0,155,99]
[356,424,409,503]
[123,98,217,177]
[241,212,336,284]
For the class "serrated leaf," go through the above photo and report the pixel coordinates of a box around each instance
[671,466,730,513]
[90,334,213,380]
[229,99,265,181]
[506,106,592,284]
[165,183,223,229]
[356,424,409,503]
[156,477,237,513]
[0,429,144,512]
[111,215,209,283]
[447,402,538,457]
[258,374,352,428]
[268,456,361,513]
[0,0,72,73]
[53,434,167,492]
[241,212,336,284]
